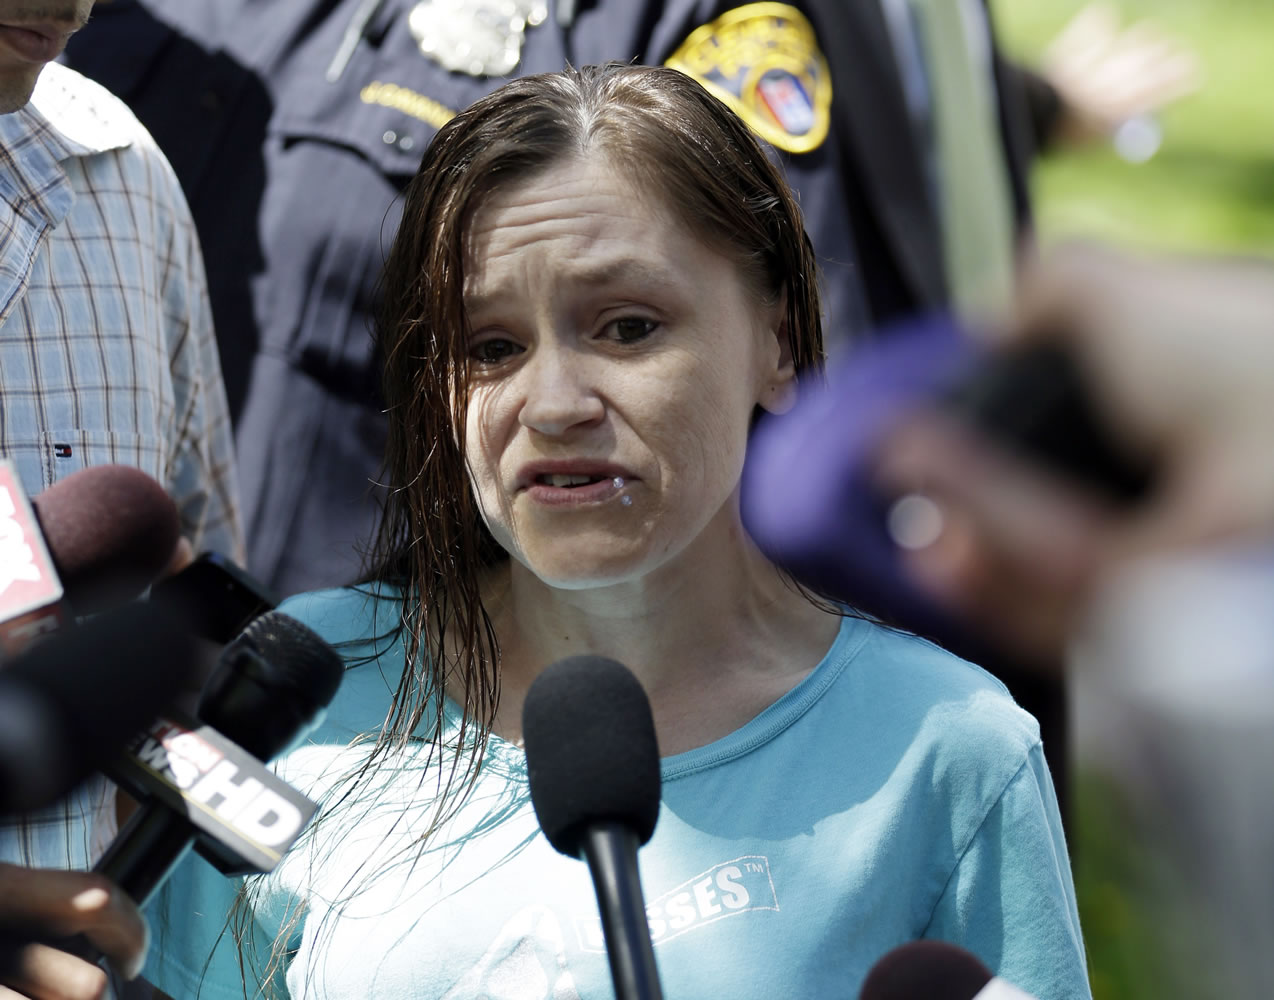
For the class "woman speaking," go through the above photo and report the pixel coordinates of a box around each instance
[140,64,1089,1000]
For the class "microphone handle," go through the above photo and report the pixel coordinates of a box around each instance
[94,802,198,909]
[580,822,664,1000]
[37,802,196,976]
[40,804,193,983]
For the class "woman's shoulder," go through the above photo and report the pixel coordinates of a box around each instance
[835,615,1043,765]
[275,583,408,744]
[278,583,405,648]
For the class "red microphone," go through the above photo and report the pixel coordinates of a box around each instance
[859,941,1040,1000]
[0,461,181,658]
[0,461,65,654]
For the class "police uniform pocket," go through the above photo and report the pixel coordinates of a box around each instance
[264,0,482,181]
[251,5,488,372]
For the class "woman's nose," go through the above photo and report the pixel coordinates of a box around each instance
[516,344,605,437]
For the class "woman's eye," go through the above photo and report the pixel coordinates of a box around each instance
[469,338,523,366]
[605,317,657,344]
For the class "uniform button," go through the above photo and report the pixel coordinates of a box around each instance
[397,135,415,151]
[382,129,397,144]
[201,90,222,113]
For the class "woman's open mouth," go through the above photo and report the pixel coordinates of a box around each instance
[537,473,611,488]
[523,471,632,506]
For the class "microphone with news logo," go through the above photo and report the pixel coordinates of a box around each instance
[0,461,180,657]
[96,609,346,907]
[859,941,1040,1000]
[523,655,665,1000]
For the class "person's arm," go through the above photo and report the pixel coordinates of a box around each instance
[1027,2,1200,151]
[148,139,245,565]
[143,845,293,1000]
[0,863,147,1000]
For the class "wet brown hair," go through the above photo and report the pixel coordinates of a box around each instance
[365,60,825,769]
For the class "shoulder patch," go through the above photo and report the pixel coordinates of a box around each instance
[665,3,831,155]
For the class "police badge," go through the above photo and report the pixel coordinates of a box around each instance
[408,0,549,77]
[666,3,832,155]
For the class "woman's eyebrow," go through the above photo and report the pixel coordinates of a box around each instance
[466,257,686,316]
[566,257,684,290]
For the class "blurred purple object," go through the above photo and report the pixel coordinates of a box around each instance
[742,314,984,654]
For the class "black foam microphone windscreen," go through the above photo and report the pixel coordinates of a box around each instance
[197,609,346,760]
[522,654,661,857]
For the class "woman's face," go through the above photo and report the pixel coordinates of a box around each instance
[460,152,793,589]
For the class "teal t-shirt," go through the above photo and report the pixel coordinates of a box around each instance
[146,586,1090,999]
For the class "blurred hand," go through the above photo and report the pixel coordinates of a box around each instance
[0,862,147,999]
[160,537,194,580]
[1041,2,1201,146]
[875,244,1274,660]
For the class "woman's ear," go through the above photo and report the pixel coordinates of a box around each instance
[759,303,798,415]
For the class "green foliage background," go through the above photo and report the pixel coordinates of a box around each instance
[994,0,1274,258]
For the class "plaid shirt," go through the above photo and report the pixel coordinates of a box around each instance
[0,63,243,871]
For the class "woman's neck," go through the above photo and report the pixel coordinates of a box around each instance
[475,516,841,755]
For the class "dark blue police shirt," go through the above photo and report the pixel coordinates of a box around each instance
[65,0,869,595]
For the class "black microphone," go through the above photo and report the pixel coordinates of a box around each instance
[0,461,181,657]
[0,602,198,814]
[522,655,664,1000]
[94,610,345,908]
[149,551,278,645]
[859,941,1040,1000]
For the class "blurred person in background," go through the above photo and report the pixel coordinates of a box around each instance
[752,242,1274,999]
[886,245,1274,1000]
[872,244,1274,659]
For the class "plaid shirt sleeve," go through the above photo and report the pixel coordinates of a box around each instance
[146,131,244,562]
